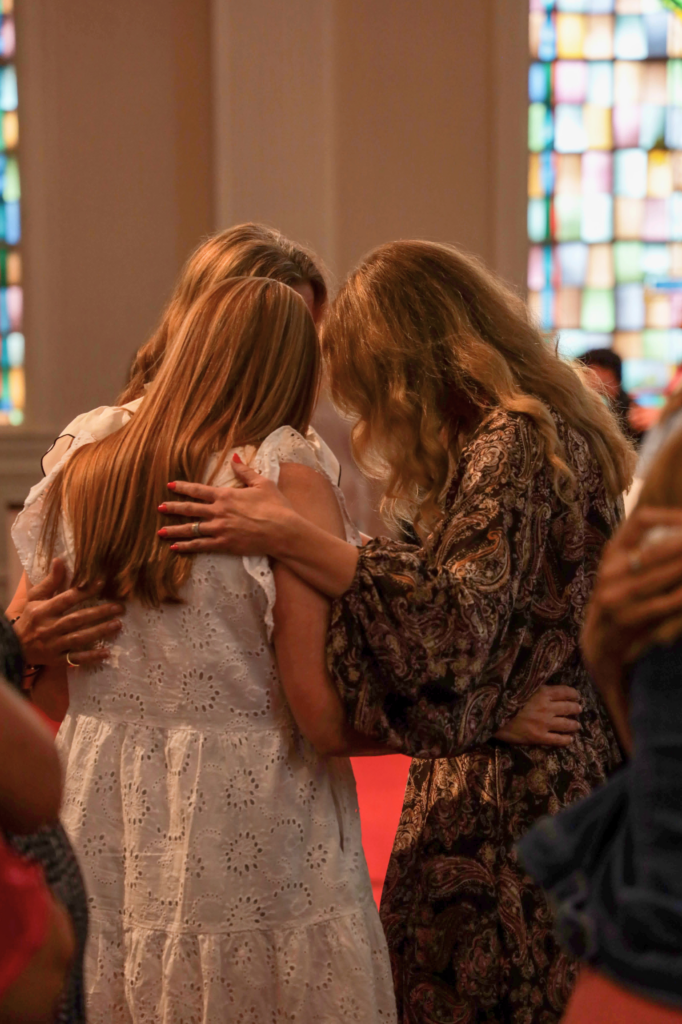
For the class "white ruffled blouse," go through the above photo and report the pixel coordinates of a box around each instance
[13,415,396,1024]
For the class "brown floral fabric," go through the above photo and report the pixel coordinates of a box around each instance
[327,408,622,1024]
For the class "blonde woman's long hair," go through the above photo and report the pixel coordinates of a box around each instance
[42,278,320,605]
[322,240,635,530]
[119,223,327,404]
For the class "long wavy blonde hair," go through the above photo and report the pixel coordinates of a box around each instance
[118,223,327,404]
[322,240,635,530]
[42,278,320,605]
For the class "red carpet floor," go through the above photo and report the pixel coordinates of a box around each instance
[351,755,411,907]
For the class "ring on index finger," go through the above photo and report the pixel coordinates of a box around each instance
[191,521,203,538]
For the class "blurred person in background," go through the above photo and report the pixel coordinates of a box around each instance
[626,367,682,515]
[519,430,682,1023]
[579,348,645,446]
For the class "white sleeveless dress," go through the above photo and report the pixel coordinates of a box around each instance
[13,425,397,1024]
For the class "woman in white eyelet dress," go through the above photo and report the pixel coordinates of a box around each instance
[12,423,397,1024]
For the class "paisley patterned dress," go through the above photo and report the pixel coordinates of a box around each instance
[326,408,623,1024]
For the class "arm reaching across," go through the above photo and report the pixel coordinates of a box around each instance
[160,447,585,751]
[272,462,388,757]
[7,561,124,720]
[8,562,124,669]
[159,457,360,597]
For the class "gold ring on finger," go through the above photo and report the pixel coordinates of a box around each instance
[66,651,79,668]
[192,521,203,538]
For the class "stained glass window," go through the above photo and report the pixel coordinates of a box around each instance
[528,0,682,406]
[0,0,22,425]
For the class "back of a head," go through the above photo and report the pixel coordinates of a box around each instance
[579,348,623,384]
[44,277,320,605]
[323,239,634,528]
[120,223,327,404]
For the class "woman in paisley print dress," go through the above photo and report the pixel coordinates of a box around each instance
[158,241,634,1023]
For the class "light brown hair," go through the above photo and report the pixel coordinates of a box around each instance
[322,240,635,530]
[119,223,327,404]
[42,278,320,605]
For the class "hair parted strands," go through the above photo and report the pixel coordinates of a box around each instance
[119,223,328,404]
[41,278,320,606]
[322,240,635,531]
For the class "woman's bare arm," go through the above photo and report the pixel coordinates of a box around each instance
[273,464,388,756]
[9,564,124,669]
[159,459,360,598]
[0,678,62,833]
[7,562,125,720]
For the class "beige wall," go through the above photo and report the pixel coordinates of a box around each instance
[19,0,213,436]
[212,0,528,286]
[0,0,528,596]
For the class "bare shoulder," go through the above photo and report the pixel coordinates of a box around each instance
[277,463,345,537]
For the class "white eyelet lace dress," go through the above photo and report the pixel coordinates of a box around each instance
[12,425,397,1024]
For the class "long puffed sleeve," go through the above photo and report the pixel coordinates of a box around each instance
[326,411,564,758]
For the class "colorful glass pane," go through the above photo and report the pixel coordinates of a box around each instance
[588,60,615,102]
[530,62,552,102]
[617,281,647,325]
[557,14,588,56]
[615,16,649,58]
[555,103,588,149]
[555,194,583,236]
[529,0,682,400]
[0,2,22,424]
[556,60,589,102]
[584,15,615,58]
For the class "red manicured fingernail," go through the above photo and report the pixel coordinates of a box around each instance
[158,503,167,512]
[170,544,179,551]
[158,528,167,538]
[168,482,177,491]
[232,453,242,464]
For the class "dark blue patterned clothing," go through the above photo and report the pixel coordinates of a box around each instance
[519,635,682,1009]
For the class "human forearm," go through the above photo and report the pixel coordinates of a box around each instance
[159,461,363,597]
[0,681,62,832]
[271,507,360,599]
[29,663,69,722]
